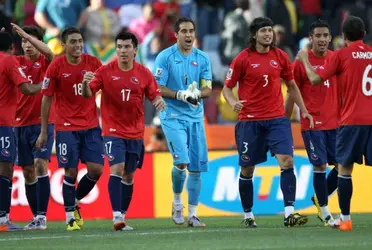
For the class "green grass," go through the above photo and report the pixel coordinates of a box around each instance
[1,214,371,250]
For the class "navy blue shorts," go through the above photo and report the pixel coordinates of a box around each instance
[235,117,293,167]
[103,136,144,173]
[55,126,104,168]
[0,126,16,164]
[14,124,54,167]
[336,125,372,166]
[302,129,337,166]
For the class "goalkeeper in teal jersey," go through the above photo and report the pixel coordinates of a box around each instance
[153,17,212,227]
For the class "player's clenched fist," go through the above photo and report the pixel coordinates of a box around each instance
[232,100,246,113]
[152,96,166,112]
[82,71,95,83]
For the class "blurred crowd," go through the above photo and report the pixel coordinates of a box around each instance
[2,0,372,128]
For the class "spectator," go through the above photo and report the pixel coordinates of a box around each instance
[129,3,160,44]
[273,24,294,61]
[14,0,38,27]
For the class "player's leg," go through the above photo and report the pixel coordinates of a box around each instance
[0,126,21,232]
[78,126,104,228]
[302,130,333,224]
[325,129,339,198]
[15,126,39,229]
[31,124,54,229]
[56,130,80,231]
[119,140,144,231]
[268,117,308,227]
[235,121,266,228]
[161,119,189,225]
[334,126,369,231]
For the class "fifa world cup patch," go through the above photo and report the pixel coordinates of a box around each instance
[42,77,50,89]
[155,68,163,77]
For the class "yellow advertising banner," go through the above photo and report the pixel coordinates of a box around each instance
[154,150,372,218]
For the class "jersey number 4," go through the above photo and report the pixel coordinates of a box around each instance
[362,65,372,96]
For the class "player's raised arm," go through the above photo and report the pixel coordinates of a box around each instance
[11,23,54,63]
[296,49,323,84]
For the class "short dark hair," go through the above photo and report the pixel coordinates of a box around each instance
[0,31,14,52]
[309,19,331,35]
[61,27,82,43]
[248,17,276,50]
[342,15,365,41]
[23,26,43,41]
[174,17,195,33]
[115,31,138,48]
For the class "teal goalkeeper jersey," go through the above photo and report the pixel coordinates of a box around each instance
[153,44,212,122]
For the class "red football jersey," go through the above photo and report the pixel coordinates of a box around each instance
[225,47,294,121]
[0,52,28,126]
[41,54,102,131]
[293,50,340,130]
[89,61,161,139]
[317,40,372,125]
[15,54,54,126]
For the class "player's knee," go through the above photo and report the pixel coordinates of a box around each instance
[122,172,134,184]
[240,166,255,177]
[22,165,37,183]
[279,156,294,170]
[110,164,124,177]
[34,158,48,176]
[64,168,78,179]
[0,162,13,178]
[175,164,187,170]
[338,164,353,175]
[87,163,103,180]
[314,164,327,172]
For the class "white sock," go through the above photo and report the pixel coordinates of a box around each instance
[36,215,46,220]
[341,214,351,221]
[75,198,80,206]
[320,206,331,219]
[188,204,197,219]
[113,211,122,220]
[6,213,9,221]
[173,194,182,205]
[284,206,294,218]
[244,212,254,219]
[0,216,7,224]
[123,213,126,220]
[66,212,74,224]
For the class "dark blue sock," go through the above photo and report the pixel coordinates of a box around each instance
[239,173,253,212]
[313,172,328,206]
[63,176,76,212]
[25,181,38,217]
[280,168,296,207]
[0,176,11,217]
[338,175,352,215]
[121,181,133,214]
[76,174,97,201]
[108,175,122,212]
[37,175,50,216]
[327,167,338,196]
[6,182,12,216]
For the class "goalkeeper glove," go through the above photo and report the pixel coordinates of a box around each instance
[176,89,199,105]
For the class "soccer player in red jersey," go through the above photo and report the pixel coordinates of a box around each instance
[297,15,372,231]
[36,27,104,231]
[285,20,339,226]
[11,24,54,230]
[223,17,313,228]
[0,31,42,232]
[82,31,165,231]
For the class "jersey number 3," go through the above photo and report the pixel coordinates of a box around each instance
[263,75,269,87]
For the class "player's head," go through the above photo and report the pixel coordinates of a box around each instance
[309,19,331,55]
[21,26,43,58]
[174,17,196,53]
[115,31,138,64]
[342,15,366,42]
[0,31,14,53]
[248,17,275,50]
[61,27,83,58]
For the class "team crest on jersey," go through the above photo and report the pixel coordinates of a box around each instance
[59,156,68,164]
[1,149,10,157]
[226,68,233,80]
[191,61,198,66]
[42,77,50,89]
[155,68,163,77]
[174,154,179,159]
[131,76,139,84]
[270,60,278,68]
[33,62,41,68]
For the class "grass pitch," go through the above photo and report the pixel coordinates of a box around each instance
[1,214,372,250]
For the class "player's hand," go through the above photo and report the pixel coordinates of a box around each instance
[82,71,95,84]
[176,90,199,106]
[152,96,166,112]
[232,100,246,113]
[296,49,309,63]
[35,133,48,151]
[11,23,29,40]
[0,27,5,32]
[302,112,314,129]
[190,81,201,99]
